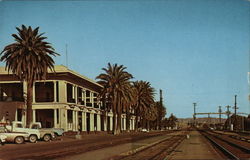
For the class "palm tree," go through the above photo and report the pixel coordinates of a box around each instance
[121,83,135,132]
[144,104,158,130]
[96,63,133,134]
[168,113,178,129]
[132,81,155,131]
[155,101,166,130]
[0,25,59,126]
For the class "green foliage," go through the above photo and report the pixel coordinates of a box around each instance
[0,25,59,84]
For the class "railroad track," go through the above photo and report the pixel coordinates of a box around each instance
[211,130,250,143]
[111,132,187,160]
[6,131,177,160]
[200,130,250,160]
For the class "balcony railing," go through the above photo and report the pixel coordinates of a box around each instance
[35,97,54,102]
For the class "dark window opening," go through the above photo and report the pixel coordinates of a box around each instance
[17,109,22,121]
[77,87,84,105]
[35,82,54,102]
[36,109,54,128]
[67,83,75,103]
[86,113,90,132]
[94,114,97,130]
[86,90,92,107]
[0,83,24,102]
[56,81,59,102]
[56,109,59,124]
[67,110,73,123]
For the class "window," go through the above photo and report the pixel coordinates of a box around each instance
[67,83,75,103]
[31,125,39,129]
[86,90,92,107]
[93,93,99,108]
[16,123,23,128]
[35,82,54,102]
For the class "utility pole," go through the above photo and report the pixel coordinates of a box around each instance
[233,95,238,116]
[218,106,222,123]
[225,105,231,130]
[158,89,163,130]
[208,113,211,125]
[233,95,238,130]
[193,103,197,127]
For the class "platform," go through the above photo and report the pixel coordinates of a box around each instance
[168,130,223,160]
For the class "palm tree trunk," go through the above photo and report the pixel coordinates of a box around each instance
[116,97,122,134]
[112,105,116,134]
[135,109,139,131]
[126,109,130,132]
[112,95,117,135]
[117,111,121,134]
[26,82,33,127]
[147,120,150,131]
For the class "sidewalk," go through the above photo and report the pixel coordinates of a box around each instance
[168,130,223,160]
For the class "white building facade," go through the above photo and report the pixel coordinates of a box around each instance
[0,65,135,132]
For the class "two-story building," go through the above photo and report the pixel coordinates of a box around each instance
[0,65,135,132]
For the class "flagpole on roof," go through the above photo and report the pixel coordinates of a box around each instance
[66,44,68,68]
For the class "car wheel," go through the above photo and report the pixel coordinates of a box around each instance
[15,136,24,144]
[29,135,37,143]
[43,134,51,142]
[54,133,58,139]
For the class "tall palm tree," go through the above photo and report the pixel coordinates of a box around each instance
[132,81,155,130]
[121,82,135,132]
[141,103,158,130]
[155,101,166,130]
[168,113,178,129]
[96,63,133,134]
[0,25,59,126]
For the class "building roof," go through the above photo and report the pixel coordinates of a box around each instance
[0,65,103,88]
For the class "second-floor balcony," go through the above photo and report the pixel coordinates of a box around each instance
[0,83,24,102]
[35,82,54,102]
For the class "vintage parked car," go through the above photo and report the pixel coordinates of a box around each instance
[29,123,56,141]
[6,121,55,142]
[30,122,64,138]
[0,126,29,144]
[0,134,7,145]
[51,128,64,137]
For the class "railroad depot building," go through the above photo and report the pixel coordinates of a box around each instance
[0,65,135,132]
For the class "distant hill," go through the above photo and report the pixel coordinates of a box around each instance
[177,117,226,127]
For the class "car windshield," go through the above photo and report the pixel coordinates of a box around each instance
[31,125,39,129]
[0,126,10,133]
[16,123,23,128]
[0,126,5,133]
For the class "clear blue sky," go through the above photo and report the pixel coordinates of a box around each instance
[0,0,249,118]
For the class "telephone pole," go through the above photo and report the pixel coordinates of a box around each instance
[193,103,197,126]
[218,106,222,123]
[233,95,238,116]
[225,105,231,130]
[158,89,163,130]
[233,95,238,130]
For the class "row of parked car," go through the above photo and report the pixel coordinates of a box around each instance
[0,121,64,145]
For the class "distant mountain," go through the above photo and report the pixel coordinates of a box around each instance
[177,117,226,127]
